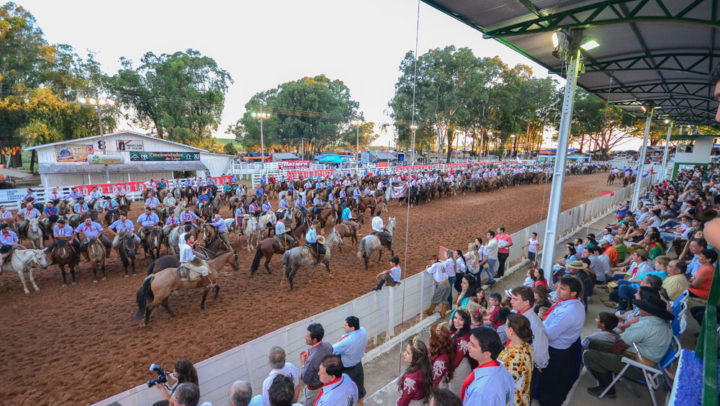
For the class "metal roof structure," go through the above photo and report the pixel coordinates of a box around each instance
[25,130,207,152]
[422,0,720,126]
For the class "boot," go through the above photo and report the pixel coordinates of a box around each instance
[424,304,436,316]
[439,304,449,318]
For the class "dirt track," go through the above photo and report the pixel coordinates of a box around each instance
[0,173,621,405]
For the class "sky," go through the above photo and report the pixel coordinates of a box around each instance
[19,0,641,150]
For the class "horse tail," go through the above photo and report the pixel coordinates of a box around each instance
[250,243,263,275]
[134,275,155,322]
[356,238,365,258]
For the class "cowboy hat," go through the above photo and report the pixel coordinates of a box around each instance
[633,248,649,259]
[566,260,588,270]
[696,208,718,222]
[317,236,326,244]
[635,295,674,321]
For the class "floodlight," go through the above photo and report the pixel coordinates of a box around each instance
[580,40,600,51]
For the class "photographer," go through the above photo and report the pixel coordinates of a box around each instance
[157,359,199,401]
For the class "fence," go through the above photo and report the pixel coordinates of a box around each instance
[92,170,657,406]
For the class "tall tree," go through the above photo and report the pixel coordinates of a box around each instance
[572,89,637,158]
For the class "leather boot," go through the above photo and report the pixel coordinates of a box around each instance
[424,304,436,316]
[439,304,449,318]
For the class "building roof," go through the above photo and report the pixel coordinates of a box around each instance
[38,161,207,174]
[422,0,720,126]
[25,130,208,152]
[273,152,300,161]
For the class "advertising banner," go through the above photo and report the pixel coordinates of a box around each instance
[278,160,311,170]
[88,155,124,164]
[56,145,94,162]
[116,140,144,151]
[129,151,200,162]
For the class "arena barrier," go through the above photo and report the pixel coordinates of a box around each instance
[92,172,657,406]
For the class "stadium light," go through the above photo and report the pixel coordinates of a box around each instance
[580,39,600,51]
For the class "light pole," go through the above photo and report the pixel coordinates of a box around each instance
[661,119,673,180]
[251,110,270,165]
[410,124,418,165]
[351,119,362,167]
[80,96,115,183]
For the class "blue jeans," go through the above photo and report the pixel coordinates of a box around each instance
[447,276,456,305]
[484,259,496,284]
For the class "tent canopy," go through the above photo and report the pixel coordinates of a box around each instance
[422,0,720,126]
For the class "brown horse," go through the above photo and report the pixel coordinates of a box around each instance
[142,226,163,259]
[249,235,299,276]
[51,239,79,285]
[333,222,359,250]
[146,255,180,276]
[87,238,107,282]
[134,250,239,324]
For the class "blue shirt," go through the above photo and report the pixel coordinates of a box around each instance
[332,327,367,368]
[198,194,210,203]
[462,363,515,406]
[262,202,272,211]
[24,192,37,201]
[53,224,73,238]
[543,298,585,350]
[22,207,41,219]
[256,187,264,196]
[73,203,88,213]
[145,197,160,208]
[0,230,19,245]
[76,222,103,238]
[66,191,83,200]
[305,227,317,243]
[44,206,58,216]
[280,199,289,209]
[109,219,134,233]
[211,219,228,233]
[687,255,701,277]
[249,203,259,213]
[180,211,199,223]
[137,212,160,227]
[234,207,245,217]
[166,216,180,226]
[342,207,352,220]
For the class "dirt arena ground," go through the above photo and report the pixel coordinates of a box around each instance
[0,173,622,405]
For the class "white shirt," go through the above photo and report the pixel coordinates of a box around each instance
[443,258,456,278]
[388,265,401,282]
[179,243,194,263]
[426,262,448,283]
[485,239,499,260]
[275,221,286,235]
[371,216,384,233]
[261,362,299,406]
[528,238,539,253]
[521,308,550,368]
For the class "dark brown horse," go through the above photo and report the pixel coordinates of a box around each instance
[333,222,359,250]
[146,255,180,276]
[249,236,299,276]
[142,226,163,259]
[51,239,79,285]
[118,233,138,277]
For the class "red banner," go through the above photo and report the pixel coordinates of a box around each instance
[74,176,233,195]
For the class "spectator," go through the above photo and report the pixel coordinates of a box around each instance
[448,309,473,397]
[531,267,548,288]
[170,383,200,406]
[262,347,300,406]
[496,226,513,277]
[524,232,540,263]
[425,257,451,317]
[509,286,549,371]
[429,323,456,389]
[462,328,514,405]
[158,359,198,401]
[485,231,499,286]
[332,316,367,399]
[315,355,358,406]
[688,248,718,300]
[662,260,689,301]
[450,274,477,321]
[300,323,333,406]
[429,388,462,406]
[588,245,611,285]
[443,250,458,306]
[228,380,254,406]
[371,256,402,291]
[498,314,534,406]
[532,286,551,319]
[685,238,707,277]
[268,375,295,406]
[538,275,585,406]
[487,292,503,329]
[565,261,593,304]
[494,307,511,343]
[397,337,432,406]
[581,312,619,350]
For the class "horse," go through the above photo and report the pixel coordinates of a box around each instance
[51,239,80,285]
[26,218,44,249]
[249,233,300,276]
[118,233,138,277]
[257,212,277,239]
[166,225,186,255]
[104,209,120,227]
[134,250,239,324]
[281,229,343,290]
[333,221,359,250]
[242,215,259,251]
[118,195,130,212]
[143,226,163,259]
[146,255,180,276]
[0,248,49,294]
[87,238,107,282]
[607,172,616,185]
[356,217,396,270]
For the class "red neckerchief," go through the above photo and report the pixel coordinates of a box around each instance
[26,209,32,216]
[171,217,176,224]
[461,360,501,400]
[314,376,342,406]
[185,242,192,248]
[2,231,8,237]
[84,224,91,231]
[543,298,578,321]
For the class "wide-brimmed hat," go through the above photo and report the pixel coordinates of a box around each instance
[635,296,674,321]
[566,260,588,270]
[632,248,649,259]
[696,209,718,222]
[317,236,326,244]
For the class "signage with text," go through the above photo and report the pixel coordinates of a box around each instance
[278,160,311,170]
[117,140,144,151]
[56,145,94,162]
[88,154,124,164]
[129,151,200,162]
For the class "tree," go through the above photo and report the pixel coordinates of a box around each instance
[572,89,637,158]
[108,49,233,145]
[223,142,237,155]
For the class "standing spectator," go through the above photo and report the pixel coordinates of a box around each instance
[509,287,549,372]
[498,314,534,406]
[262,347,300,406]
[429,323,456,389]
[538,276,585,406]
[425,258,451,317]
[227,380,255,406]
[448,309,473,397]
[476,237,493,286]
[315,355,358,406]
[443,250,457,306]
[524,232,540,263]
[268,375,296,406]
[496,227,513,278]
[157,359,198,401]
[397,337,433,406]
[462,328,515,405]
[450,275,477,321]
[300,323,333,406]
[485,231,499,286]
[333,316,368,399]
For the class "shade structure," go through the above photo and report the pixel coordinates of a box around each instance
[422,0,720,126]
[319,155,345,164]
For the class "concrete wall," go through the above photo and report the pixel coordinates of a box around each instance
[674,136,713,164]
[200,153,233,177]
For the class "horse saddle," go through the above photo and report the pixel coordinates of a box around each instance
[177,258,209,281]
[373,231,391,246]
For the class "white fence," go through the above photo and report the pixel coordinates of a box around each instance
[93,172,658,406]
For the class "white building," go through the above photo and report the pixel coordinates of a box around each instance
[25,131,232,187]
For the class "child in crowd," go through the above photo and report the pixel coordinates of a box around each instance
[581,312,619,349]
[525,231,540,262]
[371,256,402,291]
[494,307,511,343]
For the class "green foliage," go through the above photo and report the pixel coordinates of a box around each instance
[572,88,637,157]
[223,142,237,155]
[107,49,233,146]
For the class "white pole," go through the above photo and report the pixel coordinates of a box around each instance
[540,48,581,283]
[661,121,673,180]
[95,104,110,184]
[259,116,264,165]
[355,125,359,168]
[631,107,654,210]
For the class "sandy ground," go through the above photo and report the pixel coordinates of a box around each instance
[0,173,621,405]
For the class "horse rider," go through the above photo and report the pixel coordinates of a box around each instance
[42,201,59,233]
[47,187,62,203]
[178,232,211,287]
[19,202,41,237]
[65,187,84,202]
[75,217,111,259]
[353,187,361,204]
[305,220,325,263]
[255,184,265,198]
[102,196,120,212]
[179,208,200,229]
[210,213,232,250]
[137,207,161,245]
[49,218,79,253]
[145,193,160,210]
[23,188,42,211]
[0,205,13,223]
[0,223,19,269]
[371,211,392,246]
[143,178,156,191]
[341,206,358,230]
[279,196,290,212]
[296,195,308,216]
[248,198,260,218]
[261,198,272,215]
[73,198,89,215]
[88,186,102,207]
[234,204,245,231]
[274,217,295,249]
[109,212,140,249]
[157,178,168,191]
[162,192,176,207]
[163,211,181,236]
[198,188,212,205]
[112,184,126,198]
[311,195,325,217]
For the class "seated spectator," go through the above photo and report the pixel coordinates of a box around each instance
[662,260,689,301]
[581,312,619,350]
[315,355,358,406]
[262,347,300,406]
[371,256,402,291]
[429,388,462,406]
[684,238,707,277]
[531,267,548,288]
[688,248,718,300]
[532,286,551,319]
[487,293,503,329]
[462,328,515,405]
[397,337,432,406]
[589,245,612,284]
[449,309,474,397]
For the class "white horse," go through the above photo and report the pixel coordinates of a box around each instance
[26,218,44,249]
[0,248,50,294]
[243,215,259,251]
[282,229,343,289]
[356,217,396,270]
[257,212,277,239]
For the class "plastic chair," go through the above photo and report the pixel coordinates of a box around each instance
[599,336,681,406]
[671,314,687,337]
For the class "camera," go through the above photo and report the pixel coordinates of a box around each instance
[147,363,168,388]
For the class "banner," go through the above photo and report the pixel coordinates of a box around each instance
[129,151,200,162]
[278,160,311,170]
[88,155,124,164]
[116,140,144,151]
[56,145,94,162]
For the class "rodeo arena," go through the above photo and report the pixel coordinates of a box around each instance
[3,2,720,406]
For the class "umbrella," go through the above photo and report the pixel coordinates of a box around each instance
[319,155,344,164]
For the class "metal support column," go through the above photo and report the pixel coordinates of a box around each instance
[661,120,673,180]
[94,104,110,184]
[540,48,581,282]
[631,107,655,210]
